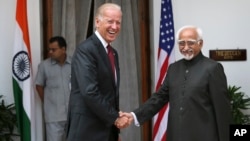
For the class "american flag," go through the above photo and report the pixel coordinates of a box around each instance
[152,0,175,141]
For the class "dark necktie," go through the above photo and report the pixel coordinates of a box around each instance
[107,45,115,79]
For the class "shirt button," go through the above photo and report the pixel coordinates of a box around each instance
[180,107,183,110]
[185,70,189,73]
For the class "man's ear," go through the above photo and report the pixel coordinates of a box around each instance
[198,40,203,46]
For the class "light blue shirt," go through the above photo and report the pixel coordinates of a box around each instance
[35,56,72,122]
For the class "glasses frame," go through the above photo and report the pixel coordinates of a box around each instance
[177,39,200,47]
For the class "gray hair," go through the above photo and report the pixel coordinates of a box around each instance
[95,3,122,20]
[176,25,203,40]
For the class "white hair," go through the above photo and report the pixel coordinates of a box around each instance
[176,25,203,40]
[95,3,122,20]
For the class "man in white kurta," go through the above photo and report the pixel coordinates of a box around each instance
[35,36,71,141]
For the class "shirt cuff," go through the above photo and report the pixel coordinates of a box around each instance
[131,112,140,127]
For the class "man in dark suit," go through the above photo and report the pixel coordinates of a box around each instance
[120,25,232,141]
[66,3,128,141]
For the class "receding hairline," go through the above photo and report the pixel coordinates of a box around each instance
[95,3,122,18]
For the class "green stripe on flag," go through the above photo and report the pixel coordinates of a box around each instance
[12,78,31,141]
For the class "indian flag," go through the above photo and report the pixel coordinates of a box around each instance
[12,0,35,140]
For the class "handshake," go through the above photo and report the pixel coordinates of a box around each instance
[114,111,134,129]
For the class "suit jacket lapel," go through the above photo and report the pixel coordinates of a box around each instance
[91,34,116,86]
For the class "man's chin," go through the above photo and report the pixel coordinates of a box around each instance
[106,34,116,39]
[183,54,194,60]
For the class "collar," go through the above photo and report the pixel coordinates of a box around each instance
[184,52,204,66]
[50,55,71,65]
[95,31,109,52]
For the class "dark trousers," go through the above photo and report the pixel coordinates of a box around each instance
[109,125,119,141]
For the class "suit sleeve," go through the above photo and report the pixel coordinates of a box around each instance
[72,46,119,126]
[133,65,171,125]
[208,63,231,141]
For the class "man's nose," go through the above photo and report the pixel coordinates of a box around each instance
[183,43,190,50]
[111,23,117,28]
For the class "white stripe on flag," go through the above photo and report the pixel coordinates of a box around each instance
[13,23,33,119]
[155,50,168,85]
[154,104,169,140]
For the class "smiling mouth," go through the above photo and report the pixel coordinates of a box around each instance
[108,30,116,34]
[181,49,193,54]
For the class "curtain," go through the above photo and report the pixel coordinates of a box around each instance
[52,0,142,140]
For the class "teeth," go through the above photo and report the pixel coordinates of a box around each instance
[109,31,115,34]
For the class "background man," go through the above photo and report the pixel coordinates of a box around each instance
[35,36,71,141]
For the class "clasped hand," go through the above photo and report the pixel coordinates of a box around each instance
[114,111,134,129]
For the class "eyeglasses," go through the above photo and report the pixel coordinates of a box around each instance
[48,48,59,52]
[178,39,200,47]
